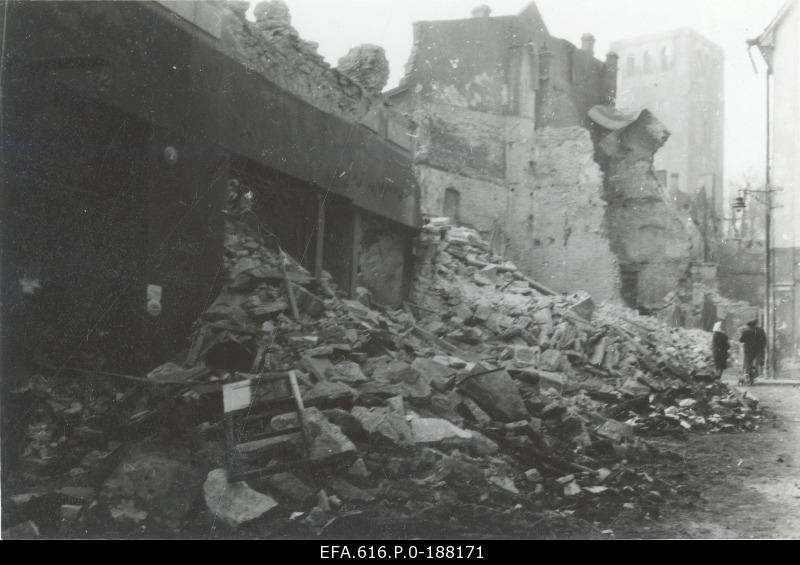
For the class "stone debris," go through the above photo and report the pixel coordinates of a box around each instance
[203,468,279,528]
[350,406,415,447]
[336,44,390,94]
[100,442,204,531]
[253,0,291,29]
[2,211,763,539]
[2,520,41,539]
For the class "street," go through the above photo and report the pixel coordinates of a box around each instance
[610,378,800,539]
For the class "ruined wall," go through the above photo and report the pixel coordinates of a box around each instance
[402,10,614,129]
[404,16,524,114]
[600,111,698,310]
[387,5,716,309]
[214,0,373,121]
[387,4,626,304]
[414,103,507,184]
[211,1,421,304]
[358,215,412,307]
[506,127,620,301]
[537,39,615,129]
[3,0,423,379]
[415,167,508,230]
[611,29,724,218]
[412,114,620,302]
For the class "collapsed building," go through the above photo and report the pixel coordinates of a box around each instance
[388,2,702,312]
[0,0,773,541]
[2,0,420,378]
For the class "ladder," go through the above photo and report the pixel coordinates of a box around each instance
[222,370,312,482]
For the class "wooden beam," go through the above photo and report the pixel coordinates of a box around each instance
[315,192,326,282]
[350,209,362,298]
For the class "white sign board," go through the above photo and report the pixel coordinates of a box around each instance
[223,380,252,413]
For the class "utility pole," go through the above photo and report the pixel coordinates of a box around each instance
[747,36,777,380]
[765,70,773,379]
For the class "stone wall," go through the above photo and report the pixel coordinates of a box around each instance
[413,119,620,303]
[389,4,702,310]
[415,104,507,183]
[415,167,508,230]
[505,127,620,301]
[401,95,698,311]
[358,215,411,307]
[599,110,699,310]
[400,6,616,129]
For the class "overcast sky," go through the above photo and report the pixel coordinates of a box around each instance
[258,0,787,193]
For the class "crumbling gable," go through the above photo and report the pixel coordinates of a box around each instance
[592,107,701,311]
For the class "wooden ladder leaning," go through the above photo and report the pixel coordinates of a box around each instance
[222,370,312,482]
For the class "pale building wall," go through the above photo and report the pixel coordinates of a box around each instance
[767,1,800,362]
[610,29,725,217]
[771,3,800,250]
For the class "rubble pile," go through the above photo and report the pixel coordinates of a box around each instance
[2,211,763,539]
[1,373,160,538]
[412,219,762,435]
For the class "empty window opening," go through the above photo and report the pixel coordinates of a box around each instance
[642,50,653,73]
[443,187,461,222]
[670,173,680,193]
[626,54,636,75]
[620,269,639,310]
[661,46,672,70]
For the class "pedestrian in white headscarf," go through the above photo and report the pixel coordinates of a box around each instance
[711,321,730,379]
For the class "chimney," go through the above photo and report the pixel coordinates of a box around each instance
[581,33,596,56]
[471,5,491,18]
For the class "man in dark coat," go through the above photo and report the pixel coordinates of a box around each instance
[740,320,767,384]
[711,321,730,379]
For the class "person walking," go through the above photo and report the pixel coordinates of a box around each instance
[711,321,730,379]
[753,321,767,378]
[740,320,767,384]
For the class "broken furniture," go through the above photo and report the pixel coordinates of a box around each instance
[222,370,312,481]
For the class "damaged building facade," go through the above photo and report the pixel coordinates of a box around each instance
[1,0,420,376]
[751,0,800,365]
[2,0,786,542]
[610,29,725,229]
[389,2,700,311]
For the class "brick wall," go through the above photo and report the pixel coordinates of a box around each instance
[508,127,620,301]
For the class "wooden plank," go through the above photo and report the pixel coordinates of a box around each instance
[238,426,304,443]
[410,325,481,362]
[224,412,238,472]
[315,192,326,282]
[350,209,362,298]
[462,256,559,296]
[250,338,269,373]
[202,321,272,336]
[289,370,313,455]
[186,326,210,366]
[281,253,301,321]
[236,431,302,454]
[229,457,341,482]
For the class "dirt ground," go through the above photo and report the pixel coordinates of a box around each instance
[606,377,800,539]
